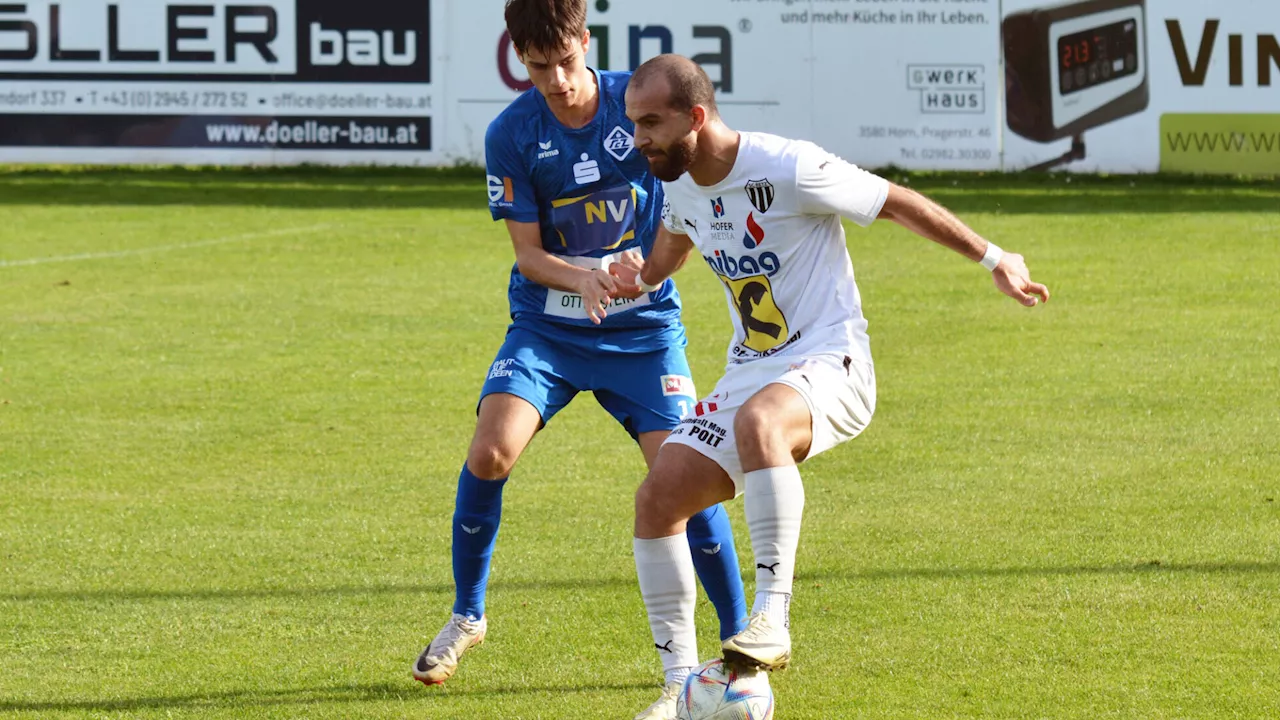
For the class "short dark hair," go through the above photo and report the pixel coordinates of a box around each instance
[631,54,719,117]
[504,0,587,56]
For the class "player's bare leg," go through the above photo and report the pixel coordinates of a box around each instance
[641,429,748,641]
[635,444,737,537]
[637,430,667,468]
[633,444,737,719]
[466,392,543,480]
[413,393,542,685]
[721,383,813,672]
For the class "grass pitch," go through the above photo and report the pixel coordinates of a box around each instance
[1,167,1277,719]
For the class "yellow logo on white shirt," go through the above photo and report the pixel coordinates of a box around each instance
[721,274,789,353]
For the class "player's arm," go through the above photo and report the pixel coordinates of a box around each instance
[640,226,696,286]
[485,122,621,324]
[506,219,621,324]
[795,145,1049,307]
[608,200,696,295]
[876,184,1050,307]
[609,226,695,294]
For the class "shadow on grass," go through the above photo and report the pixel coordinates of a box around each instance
[6,562,1276,605]
[0,170,481,211]
[0,679,654,714]
[1,577,632,603]
[0,167,1277,213]
[806,560,1280,583]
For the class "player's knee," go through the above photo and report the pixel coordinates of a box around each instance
[734,402,780,448]
[635,477,681,525]
[466,441,519,480]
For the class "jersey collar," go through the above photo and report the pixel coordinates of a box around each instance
[536,67,604,133]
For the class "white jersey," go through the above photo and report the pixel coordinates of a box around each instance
[661,131,889,369]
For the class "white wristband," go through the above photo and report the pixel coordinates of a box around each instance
[637,276,661,293]
[979,241,1004,272]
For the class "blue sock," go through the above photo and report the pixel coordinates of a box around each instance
[451,465,507,621]
[686,503,748,640]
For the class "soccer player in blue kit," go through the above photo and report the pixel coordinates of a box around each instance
[411,0,747,703]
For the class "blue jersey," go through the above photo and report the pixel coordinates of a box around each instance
[485,68,683,354]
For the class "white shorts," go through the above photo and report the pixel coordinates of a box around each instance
[663,352,876,494]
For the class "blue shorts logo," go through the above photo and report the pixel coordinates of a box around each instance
[489,358,516,379]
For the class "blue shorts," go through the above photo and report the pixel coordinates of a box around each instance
[479,326,698,438]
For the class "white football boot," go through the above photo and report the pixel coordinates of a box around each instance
[721,612,791,671]
[411,613,487,685]
[633,681,682,720]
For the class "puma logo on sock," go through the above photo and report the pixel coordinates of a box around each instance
[757,562,781,575]
[655,640,674,653]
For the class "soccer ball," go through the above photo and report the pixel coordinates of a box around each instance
[676,658,774,720]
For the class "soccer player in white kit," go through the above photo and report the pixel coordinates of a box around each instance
[614,55,1051,719]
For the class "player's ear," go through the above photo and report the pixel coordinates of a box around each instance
[690,105,708,133]
[581,29,591,56]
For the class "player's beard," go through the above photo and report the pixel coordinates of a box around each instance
[646,135,697,182]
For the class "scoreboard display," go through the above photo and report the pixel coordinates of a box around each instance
[1004,0,1149,143]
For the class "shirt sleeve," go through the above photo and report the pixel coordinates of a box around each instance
[484,120,539,223]
[794,142,890,227]
[661,192,687,236]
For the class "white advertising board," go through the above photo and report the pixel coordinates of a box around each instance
[0,0,441,165]
[443,0,1002,171]
[1,0,1276,173]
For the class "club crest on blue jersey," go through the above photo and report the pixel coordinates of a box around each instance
[550,184,639,256]
[604,125,635,161]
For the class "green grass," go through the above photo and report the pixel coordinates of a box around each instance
[1,167,1277,719]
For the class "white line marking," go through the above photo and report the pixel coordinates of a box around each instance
[0,224,332,269]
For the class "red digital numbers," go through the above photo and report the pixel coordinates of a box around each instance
[1061,39,1093,70]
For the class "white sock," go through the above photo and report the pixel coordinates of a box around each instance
[751,590,792,631]
[634,534,699,675]
[744,466,805,624]
[665,665,692,688]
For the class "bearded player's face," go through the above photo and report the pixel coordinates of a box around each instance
[626,81,699,183]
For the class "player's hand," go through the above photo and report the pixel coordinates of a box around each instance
[578,268,618,325]
[607,250,647,300]
[992,252,1050,307]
